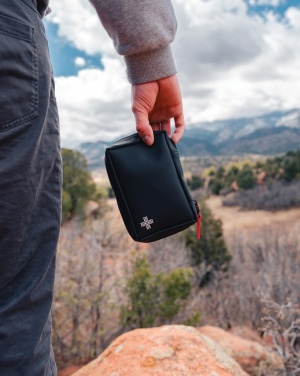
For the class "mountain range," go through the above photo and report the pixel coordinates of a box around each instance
[79,109,300,170]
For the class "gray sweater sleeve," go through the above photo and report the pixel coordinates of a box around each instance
[89,0,177,84]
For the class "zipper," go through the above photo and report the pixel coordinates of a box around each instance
[193,200,202,240]
[113,133,139,145]
[113,130,165,146]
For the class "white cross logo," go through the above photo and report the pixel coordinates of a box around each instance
[140,216,154,230]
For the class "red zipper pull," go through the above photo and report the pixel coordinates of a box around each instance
[197,213,201,239]
[194,201,202,240]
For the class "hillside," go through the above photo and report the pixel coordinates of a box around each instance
[177,109,300,156]
[79,140,110,170]
[79,109,300,170]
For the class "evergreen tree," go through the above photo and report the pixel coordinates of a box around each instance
[208,178,224,195]
[187,175,204,190]
[236,164,256,190]
[225,166,239,184]
[184,201,231,285]
[62,148,97,220]
[62,190,72,222]
[120,254,193,328]
[216,166,225,179]
[283,160,298,182]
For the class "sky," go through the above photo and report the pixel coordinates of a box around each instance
[45,0,300,148]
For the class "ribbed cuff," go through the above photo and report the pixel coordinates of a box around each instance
[124,45,177,84]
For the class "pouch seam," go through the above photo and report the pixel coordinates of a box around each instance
[105,151,139,240]
[163,132,197,219]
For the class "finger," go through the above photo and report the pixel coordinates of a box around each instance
[160,119,171,137]
[171,113,185,144]
[133,110,154,146]
[150,123,161,131]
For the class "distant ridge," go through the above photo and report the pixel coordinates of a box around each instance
[79,109,300,169]
[79,140,110,169]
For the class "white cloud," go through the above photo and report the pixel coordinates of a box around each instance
[249,0,285,6]
[47,0,300,146]
[47,0,115,56]
[172,0,300,123]
[74,57,86,67]
[285,6,300,29]
[55,57,132,147]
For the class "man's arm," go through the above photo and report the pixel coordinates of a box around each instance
[89,0,184,145]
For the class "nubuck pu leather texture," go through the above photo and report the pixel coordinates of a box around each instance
[105,131,200,243]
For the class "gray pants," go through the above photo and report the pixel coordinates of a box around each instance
[0,0,61,374]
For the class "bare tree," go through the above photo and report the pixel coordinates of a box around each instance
[186,223,300,330]
[260,297,300,375]
[147,235,190,274]
[52,218,134,368]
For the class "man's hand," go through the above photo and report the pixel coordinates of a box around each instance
[131,74,185,146]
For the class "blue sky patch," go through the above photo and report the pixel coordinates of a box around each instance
[247,0,299,17]
[44,21,104,77]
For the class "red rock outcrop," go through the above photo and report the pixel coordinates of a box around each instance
[72,325,249,376]
[257,171,266,186]
[229,326,264,344]
[58,365,82,376]
[198,325,283,375]
[231,181,240,191]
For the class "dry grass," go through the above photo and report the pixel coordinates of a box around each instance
[206,195,300,239]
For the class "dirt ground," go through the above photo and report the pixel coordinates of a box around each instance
[206,195,300,237]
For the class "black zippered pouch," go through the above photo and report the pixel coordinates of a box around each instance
[105,131,201,243]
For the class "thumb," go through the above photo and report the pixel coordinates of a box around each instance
[133,110,154,146]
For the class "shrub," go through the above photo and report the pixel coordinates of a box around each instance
[120,253,193,329]
[62,190,72,222]
[187,174,204,190]
[216,166,225,179]
[184,201,231,287]
[62,148,97,220]
[187,224,300,333]
[260,297,300,375]
[53,219,127,367]
[223,181,300,211]
[236,164,256,190]
[224,165,239,186]
[209,178,225,195]
[283,159,298,182]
